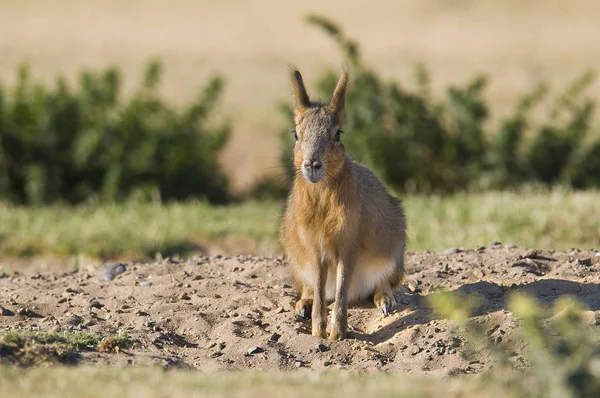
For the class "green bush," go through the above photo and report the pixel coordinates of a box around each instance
[0,60,230,205]
[430,291,600,398]
[274,15,598,195]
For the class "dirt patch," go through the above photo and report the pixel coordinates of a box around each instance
[1,246,599,374]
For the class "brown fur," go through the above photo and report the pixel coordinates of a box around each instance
[280,67,407,340]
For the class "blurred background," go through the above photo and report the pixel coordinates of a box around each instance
[1,0,599,265]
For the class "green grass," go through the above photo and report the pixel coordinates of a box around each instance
[0,201,280,260]
[0,366,508,398]
[1,331,102,351]
[0,332,102,366]
[0,332,136,366]
[0,189,598,262]
[97,334,136,353]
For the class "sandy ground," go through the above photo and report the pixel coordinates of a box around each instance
[2,1,600,189]
[1,245,599,375]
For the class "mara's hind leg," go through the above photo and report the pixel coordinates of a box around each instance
[295,282,313,319]
[374,251,405,316]
[374,279,397,316]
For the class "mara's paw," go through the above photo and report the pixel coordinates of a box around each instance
[295,298,313,319]
[312,327,328,339]
[375,293,397,316]
[328,326,346,341]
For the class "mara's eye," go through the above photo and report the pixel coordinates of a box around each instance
[292,130,298,141]
[335,130,343,141]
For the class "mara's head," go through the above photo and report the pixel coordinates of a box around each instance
[289,67,349,184]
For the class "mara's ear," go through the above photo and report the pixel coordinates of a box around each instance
[329,67,349,127]
[289,66,310,118]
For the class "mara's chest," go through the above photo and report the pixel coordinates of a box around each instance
[295,196,356,256]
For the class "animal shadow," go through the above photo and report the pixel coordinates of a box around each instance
[352,279,600,345]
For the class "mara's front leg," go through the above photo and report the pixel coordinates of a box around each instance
[311,259,328,339]
[329,255,354,340]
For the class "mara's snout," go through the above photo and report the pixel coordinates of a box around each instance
[301,156,324,183]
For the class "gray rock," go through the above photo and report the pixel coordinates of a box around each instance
[139,281,153,287]
[316,343,330,353]
[443,247,460,256]
[101,263,127,281]
[84,299,104,311]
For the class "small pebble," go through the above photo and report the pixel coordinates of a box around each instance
[247,346,265,355]
[84,300,104,311]
[316,343,330,353]
[139,281,153,287]
[67,314,84,326]
[473,269,485,279]
[101,263,127,281]
[17,308,41,318]
[269,333,282,342]
[407,279,420,293]
[443,247,460,256]
[179,292,191,300]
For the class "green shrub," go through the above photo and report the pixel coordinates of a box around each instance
[0,60,230,205]
[430,291,600,398]
[272,15,598,196]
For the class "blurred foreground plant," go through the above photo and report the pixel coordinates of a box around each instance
[429,291,600,398]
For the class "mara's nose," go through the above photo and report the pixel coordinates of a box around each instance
[304,159,322,170]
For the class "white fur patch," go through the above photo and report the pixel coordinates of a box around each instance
[346,262,394,302]
[297,258,396,303]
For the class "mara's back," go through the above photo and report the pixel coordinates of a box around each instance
[350,158,407,258]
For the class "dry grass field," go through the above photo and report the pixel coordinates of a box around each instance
[2,0,600,189]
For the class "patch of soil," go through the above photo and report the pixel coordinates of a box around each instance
[1,246,599,375]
